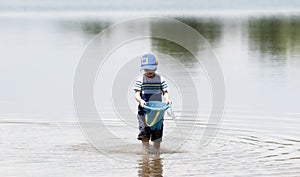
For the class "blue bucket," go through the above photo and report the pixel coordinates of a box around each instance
[144,101,170,130]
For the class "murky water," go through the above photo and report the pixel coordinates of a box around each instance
[1,13,300,176]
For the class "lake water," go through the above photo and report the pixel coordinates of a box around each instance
[1,12,300,176]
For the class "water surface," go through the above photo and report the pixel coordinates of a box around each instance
[0,13,300,176]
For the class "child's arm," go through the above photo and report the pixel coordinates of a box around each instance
[163,91,172,105]
[135,90,146,107]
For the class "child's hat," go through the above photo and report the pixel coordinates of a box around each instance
[140,53,158,71]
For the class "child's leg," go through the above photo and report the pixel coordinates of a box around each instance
[153,142,160,150]
[153,142,161,154]
[151,123,163,153]
[152,134,162,153]
[137,113,149,140]
[142,138,150,153]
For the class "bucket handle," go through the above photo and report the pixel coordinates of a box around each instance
[145,110,161,127]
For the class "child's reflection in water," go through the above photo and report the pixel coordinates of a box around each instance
[138,154,163,177]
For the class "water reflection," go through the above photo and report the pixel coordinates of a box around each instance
[149,17,223,67]
[151,38,197,65]
[138,154,163,177]
[70,15,300,66]
[248,16,300,59]
[176,17,223,46]
[80,21,111,35]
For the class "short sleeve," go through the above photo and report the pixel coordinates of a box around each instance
[133,76,143,91]
[161,76,169,92]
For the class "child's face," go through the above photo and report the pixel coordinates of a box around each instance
[144,69,156,77]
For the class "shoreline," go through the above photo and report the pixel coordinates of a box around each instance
[1,9,300,19]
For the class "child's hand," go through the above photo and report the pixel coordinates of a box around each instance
[165,98,172,105]
[139,100,146,107]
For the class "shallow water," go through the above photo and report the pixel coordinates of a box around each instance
[1,13,300,176]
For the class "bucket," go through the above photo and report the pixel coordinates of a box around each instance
[144,101,170,130]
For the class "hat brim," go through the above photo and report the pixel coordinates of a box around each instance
[141,65,157,71]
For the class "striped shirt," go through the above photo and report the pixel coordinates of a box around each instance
[134,74,169,95]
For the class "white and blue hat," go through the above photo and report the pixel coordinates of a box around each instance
[140,53,158,71]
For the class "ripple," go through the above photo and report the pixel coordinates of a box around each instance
[182,122,300,176]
